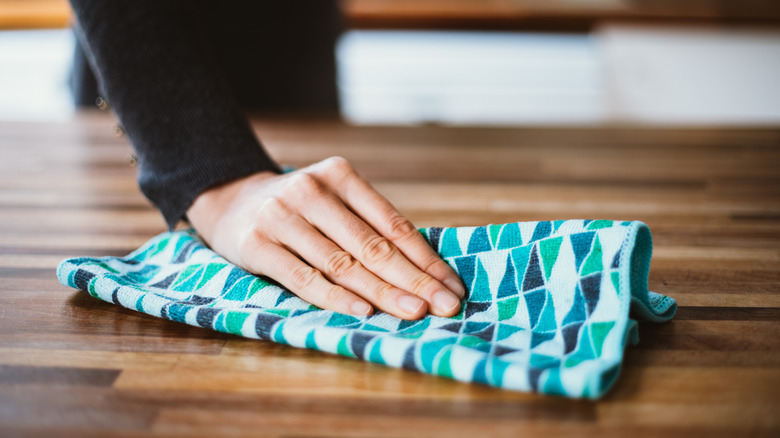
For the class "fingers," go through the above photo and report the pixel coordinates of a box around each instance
[310,157,466,297]
[280,172,461,317]
[244,239,373,317]
[268,203,428,320]
[213,158,465,320]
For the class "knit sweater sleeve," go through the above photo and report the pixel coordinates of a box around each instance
[68,0,281,229]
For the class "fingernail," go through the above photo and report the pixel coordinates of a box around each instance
[398,295,425,314]
[433,291,461,314]
[443,277,466,298]
[350,301,372,316]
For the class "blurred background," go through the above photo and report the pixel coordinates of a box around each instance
[1,0,780,126]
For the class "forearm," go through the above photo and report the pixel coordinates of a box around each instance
[69,0,280,228]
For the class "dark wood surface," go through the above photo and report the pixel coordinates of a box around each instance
[1,111,779,437]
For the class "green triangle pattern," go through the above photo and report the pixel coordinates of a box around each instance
[497,297,519,321]
[580,235,603,277]
[488,224,503,247]
[539,236,563,281]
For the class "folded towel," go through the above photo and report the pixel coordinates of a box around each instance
[57,219,675,398]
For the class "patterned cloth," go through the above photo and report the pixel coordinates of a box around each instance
[57,219,675,398]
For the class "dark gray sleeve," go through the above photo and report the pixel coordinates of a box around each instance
[68,0,281,229]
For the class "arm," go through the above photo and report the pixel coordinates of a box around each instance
[69,0,280,229]
[70,0,465,319]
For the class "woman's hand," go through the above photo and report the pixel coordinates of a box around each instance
[186,156,465,320]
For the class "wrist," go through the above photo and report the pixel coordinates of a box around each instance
[186,171,278,241]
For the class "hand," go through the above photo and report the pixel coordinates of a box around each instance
[186,156,465,320]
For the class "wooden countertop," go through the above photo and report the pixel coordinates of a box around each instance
[1,112,779,436]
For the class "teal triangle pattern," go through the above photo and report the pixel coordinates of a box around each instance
[496,323,524,341]
[524,289,547,329]
[511,245,532,291]
[570,231,595,272]
[439,227,462,258]
[57,219,676,400]
[530,221,552,243]
[454,255,477,291]
[535,290,557,333]
[496,254,518,299]
[497,222,522,249]
[467,226,492,254]
[563,285,587,326]
[469,260,492,302]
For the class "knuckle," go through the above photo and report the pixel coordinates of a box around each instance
[290,265,321,290]
[259,196,290,222]
[372,283,395,303]
[324,285,346,303]
[323,156,352,173]
[324,251,359,279]
[361,235,396,264]
[386,214,418,241]
[421,256,446,276]
[320,156,357,185]
[286,172,322,198]
[240,226,260,248]
[241,216,270,245]
[408,273,438,296]
[237,233,273,271]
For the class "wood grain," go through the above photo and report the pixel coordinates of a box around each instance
[0,111,778,437]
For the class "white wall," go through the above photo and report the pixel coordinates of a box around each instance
[0,29,74,121]
[600,25,780,125]
[1,26,779,125]
[337,27,780,126]
[337,31,606,125]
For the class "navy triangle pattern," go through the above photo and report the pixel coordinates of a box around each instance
[465,301,491,318]
[522,245,545,292]
[428,227,443,252]
[471,324,496,342]
[150,272,177,289]
[464,321,493,335]
[611,251,621,269]
[580,273,602,316]
[439,322,463,333]
[562,322,584,354]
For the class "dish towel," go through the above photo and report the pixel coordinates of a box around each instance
[57,219,675,399]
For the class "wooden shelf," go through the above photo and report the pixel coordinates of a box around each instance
[343,0,780,30]
[0,0,71,29]
[3,0,780,31]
